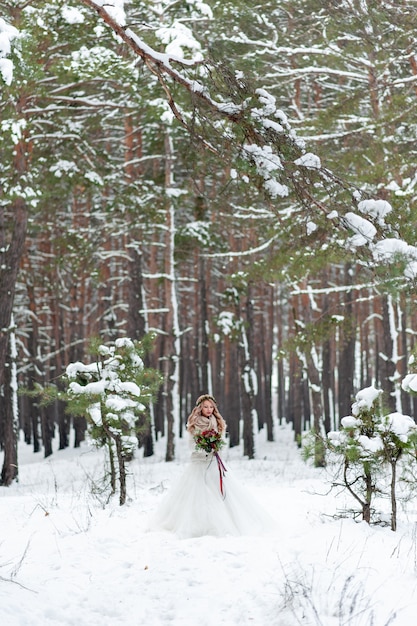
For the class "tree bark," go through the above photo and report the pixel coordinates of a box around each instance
[0,125,30,483]
[379,295,397,412]
[338,264,356,420]
[241,288,256,459]
[0,338,18,486]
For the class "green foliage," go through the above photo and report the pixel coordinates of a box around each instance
[282,314,346,356]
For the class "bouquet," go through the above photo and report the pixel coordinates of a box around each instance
[194,429,225,454]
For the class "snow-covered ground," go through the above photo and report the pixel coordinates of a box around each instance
[1,423,417,625]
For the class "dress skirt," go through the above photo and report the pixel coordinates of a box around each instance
[150,449,275,539]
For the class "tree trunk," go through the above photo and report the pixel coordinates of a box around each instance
[390,458,397,532]
[288,353,303,445]
[73,415,87,448]
[127,246,146,341]
[41,404,54,458]
[198,256,210,392]
[322,288,333,434]
[363,463,373,524]
[255,286,274,441]
[115,435,127,506]
[0,129,30,483]
[399,293,412,419]
[379,295,397,412]
[305,349,325,467]
[338,264,356,420]
[223,338,240,447]
[241,289,256,459]
[0,331,18,486]
[163,131,180,462]
[57,399,70,450]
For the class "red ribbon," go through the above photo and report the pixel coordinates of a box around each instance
[214,452,227,498]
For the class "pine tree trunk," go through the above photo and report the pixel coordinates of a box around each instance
[127,246,146,340]
[305,350,325,467]
[390,458,397,532]
[338,264,356,420]
[288,353,303,444]
[379,295,397,412]
[165,382,175,462]
[363,463,373,524]
[0,341,18,486]
[255,287,274,441]
[241,289,256,459]
[399,293,412,418]
[73,415,87,448]
[41,404,54,458]
[223,339,240,447]
[57,400,70,450]
[163,131,180,462]
[0,130,30,482]
[198,257,209,392]
[31,400,41,453]
[115,435,127,506]
[321,289,333,434]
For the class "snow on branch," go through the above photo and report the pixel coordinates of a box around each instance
[0,16,19,85]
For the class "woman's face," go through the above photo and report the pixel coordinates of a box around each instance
[201,400,215,417]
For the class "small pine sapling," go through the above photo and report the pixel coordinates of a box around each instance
[327,386,383,524]
[65,337,162,505]
[327,386,417,530]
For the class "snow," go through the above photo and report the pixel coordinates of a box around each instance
[306,220,318,235]
[262,118,284,133]
[0,30,12,56]
[1,424,417,626]
[117,381,141,397]
[344,211,377,247]
[351,385,382,416]
[340,415,360,429]
[244,144,283,173]
[0,16,19,85]
[66,361,99,379]
[294,152,321,169]
[61,6,85,25]
[401,373,417,394]
[358,433,384,453]
[383,412,417,439]
[181,220,211,245]
[84,170,104,186]
[69,379,106,396]
[190,0,213,19]
[155,23,203,60]
[0,57,13,85]
[1,118,27,145]
[372,238,417,278]
[358,198,392,224]
[92,0,126,26]
[216,311,236,336]
[105,395,137,411]
[50,160,79,178]
[264,178,289,198]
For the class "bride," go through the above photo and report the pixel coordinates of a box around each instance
[150,394,275,539]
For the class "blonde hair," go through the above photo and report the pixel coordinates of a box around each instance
[186,394,227,435]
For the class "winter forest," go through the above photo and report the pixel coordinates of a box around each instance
[2,0,417,489]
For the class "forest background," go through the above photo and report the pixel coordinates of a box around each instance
[1,0,417,483]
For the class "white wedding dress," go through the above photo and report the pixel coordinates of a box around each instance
[151,441,275,539]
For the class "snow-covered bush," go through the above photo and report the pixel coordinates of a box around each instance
[65,337,161,505]
[326,386,417,530]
